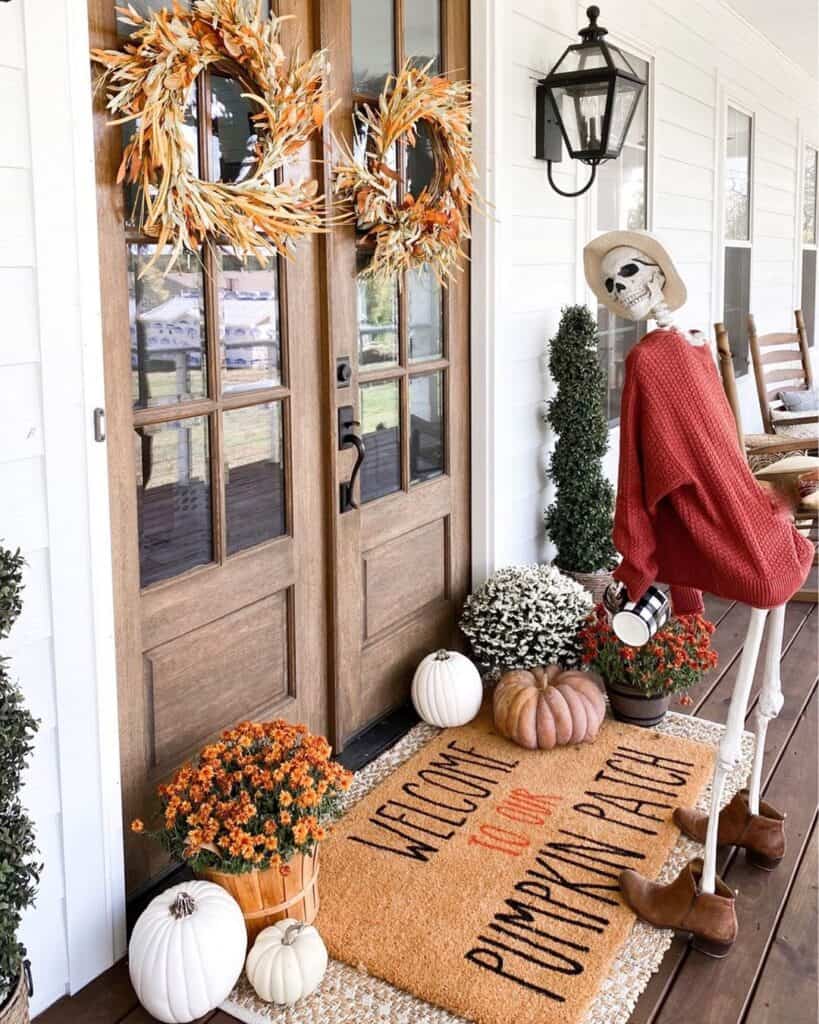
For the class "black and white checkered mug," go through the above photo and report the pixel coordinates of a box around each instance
[603,582,670,647]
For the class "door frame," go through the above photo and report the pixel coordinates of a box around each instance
[28,0,486,995]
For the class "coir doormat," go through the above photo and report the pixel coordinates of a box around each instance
[222,710,753,1024]
[317,707,711,1024]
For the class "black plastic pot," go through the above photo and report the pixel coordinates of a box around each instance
[604,678,670,727]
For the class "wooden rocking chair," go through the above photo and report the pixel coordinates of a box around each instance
[747,310,818,443]
[716,322,818,602]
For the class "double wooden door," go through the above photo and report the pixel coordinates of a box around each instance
[90,0,469,893]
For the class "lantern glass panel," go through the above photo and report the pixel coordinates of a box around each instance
[551,44,608,74]
[608,46,638,75]
[607,79,642,155]
[551,81,609,156]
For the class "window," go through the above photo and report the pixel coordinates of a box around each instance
[723,106,753,375]
[595,51,649,423]
[802,145,817,346]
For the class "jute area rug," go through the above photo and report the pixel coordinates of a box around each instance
[222,708,753,1024]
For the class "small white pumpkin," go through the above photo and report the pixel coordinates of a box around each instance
[128,881,245,1024]
[246,918,328,1005]
[411,649,483,727]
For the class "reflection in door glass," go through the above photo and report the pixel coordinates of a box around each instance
[135,416,212,587]
[210,75,258,183]
[410,372,444,483]
[360,380,401,502]
[129,245,207,409]
[217,249,282,394]
[224,402,286,554]
[357,253,399,368]
[405,0,441,73]
[408,264,443,362]
[351,0,394,95]
[405,120,437,199]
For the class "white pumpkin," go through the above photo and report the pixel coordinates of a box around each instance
[246,919,328,1005]
[128,881,246,1024]
[411,649,483,727]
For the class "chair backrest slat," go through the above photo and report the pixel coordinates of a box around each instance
[748,312,813,433]
[714,322,745,451]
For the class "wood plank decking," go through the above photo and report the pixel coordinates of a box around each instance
[35,597,818,1024]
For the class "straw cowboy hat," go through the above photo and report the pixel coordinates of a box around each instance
[583,230,687,317]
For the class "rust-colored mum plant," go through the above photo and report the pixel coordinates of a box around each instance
[91,1,330,273]
[579,603,718,701]
[334,61,478,281]
[131,720,352,875]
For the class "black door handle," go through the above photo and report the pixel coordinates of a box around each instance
[340,431,366,512]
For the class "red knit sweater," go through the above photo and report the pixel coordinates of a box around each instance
[613,328,813,613]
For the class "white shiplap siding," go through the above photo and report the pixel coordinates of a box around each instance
[479,0,818,570]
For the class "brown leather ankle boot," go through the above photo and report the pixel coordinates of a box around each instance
[620,857,737,958]
[673,789,786,870]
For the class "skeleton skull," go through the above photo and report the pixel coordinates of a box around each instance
[600,246,667,322]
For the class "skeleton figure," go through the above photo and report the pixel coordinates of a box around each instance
[596,237,785,908]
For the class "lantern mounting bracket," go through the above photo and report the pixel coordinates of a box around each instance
[547,159,599,198]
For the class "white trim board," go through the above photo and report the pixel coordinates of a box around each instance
[21,0,126,994]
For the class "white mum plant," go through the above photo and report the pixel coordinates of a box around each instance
[459,564,593,677]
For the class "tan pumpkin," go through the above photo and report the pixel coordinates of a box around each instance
[493,665,606,750]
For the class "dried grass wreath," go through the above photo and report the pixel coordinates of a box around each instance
[334,61,478,282]
[92,0,330,272]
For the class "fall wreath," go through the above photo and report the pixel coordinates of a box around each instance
[92,0,330,271]
[334,62,477,281]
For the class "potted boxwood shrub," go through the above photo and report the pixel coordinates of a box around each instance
[0,546,39,1024]
[545,305,618,602]
[579,604,718,726]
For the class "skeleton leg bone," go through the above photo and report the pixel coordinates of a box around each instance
[748,603,786,816]
[701,606,768,895]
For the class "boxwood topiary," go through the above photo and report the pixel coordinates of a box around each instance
[0,545,39,1007]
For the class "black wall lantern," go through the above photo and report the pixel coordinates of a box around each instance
[535,6,646,197]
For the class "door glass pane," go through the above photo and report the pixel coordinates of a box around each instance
[724,247,752,375]
[405,120,437,199]
[115,1,187,35]
[217,248,282,393]
[408,265,443,362]
[123,87,198,227]
[351,0,394,95]
[129,244,207,409]
[357,254,399,368]
[726,107,752,241]
[210,74,258,183]
[405,0,441,74]
[224,402,286,554]
[360,379,401,502]
[135,416,212,587]
[410,372,444,483]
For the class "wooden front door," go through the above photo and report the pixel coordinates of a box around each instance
[322,0,471,745]
[90,0,470,893]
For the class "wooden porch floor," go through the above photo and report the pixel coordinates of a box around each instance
[36,596,818,1024]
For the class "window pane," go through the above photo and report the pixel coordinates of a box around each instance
[217,249,282,394]
[357,254,399,368]
[410,372,444,483]
[360,380,401,502]
[135,417,212,587]
[224,403,286,555]
[209,75,258,183]
[351,0,394,95]
[405,120,437,199]
[726,107,752,241]
[129,245,207,410]
[405,0,441,74]
[408,265,443,362]
[802,249,816,347]
[804,146,818,245]
[596,144,646,232]
[596,308,643,423]
[724,247,751,375]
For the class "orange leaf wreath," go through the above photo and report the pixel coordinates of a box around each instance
[91,0,330,272]
[334,61,478,282]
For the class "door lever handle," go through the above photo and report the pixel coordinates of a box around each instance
[340,430,366,512]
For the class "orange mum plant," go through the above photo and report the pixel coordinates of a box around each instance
[91,0,330,273]
[334,61,478,281]
[579,604,718,703]
[131,720,352,875]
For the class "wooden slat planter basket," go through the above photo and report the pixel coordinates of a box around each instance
[197,846,320,945]
[567,569,614,605]
[0,968,31,1024]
